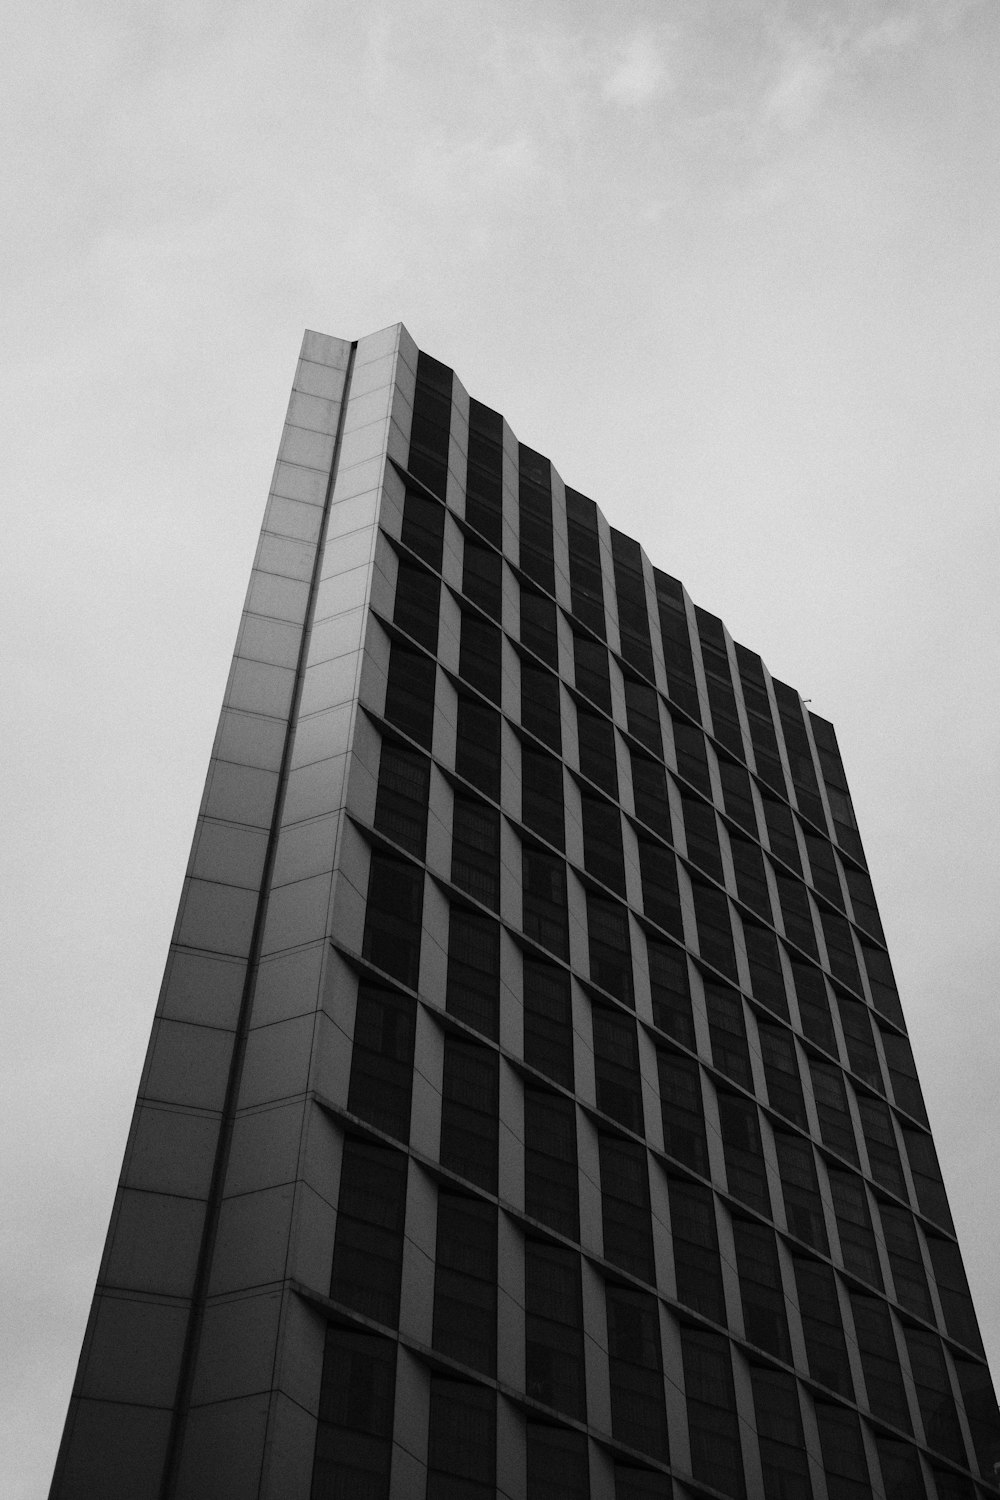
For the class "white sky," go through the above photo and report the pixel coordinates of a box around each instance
[3,2,999,1494]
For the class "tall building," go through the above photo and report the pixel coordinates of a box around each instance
[52,325,1000,1500]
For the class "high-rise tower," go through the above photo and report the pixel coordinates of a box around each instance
[51,326,1000,1499]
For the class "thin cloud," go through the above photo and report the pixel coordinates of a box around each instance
[600,33,669,107]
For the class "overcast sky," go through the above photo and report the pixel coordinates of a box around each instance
[4,2,999,1494]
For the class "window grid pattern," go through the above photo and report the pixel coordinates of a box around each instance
[311,347,1000,1500]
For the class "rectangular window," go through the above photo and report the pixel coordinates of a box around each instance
[750,1367,812,1500]
[742,919,790,1019]
[729,832,771,918]
[681,793,724,882]
[624,677,662,754]
[520,585,559,667]
[459,612,502,703]
[599,1133,654,1281]
[593,1002,643,1130]
[762,796,801,873]
[523,956,574,1087]
[814,1403,871,1500]
[462,539,502,619]
[691,878,738,979]
[793,962,837,1054]
[574,633,613,713]
[705,983,752,1089]
[856,1094,905,1198]
[587,893,634,1005]
[456,695,501,801]
[776,872,818,957]
[522,844,569,959]
[836,994,884,1091]
[330,1138,407,1326]
[719,757,757,834]
[426,1378,496,1499]
[582,793,626,894]
[733,1218,791,1361]
[383,640,435,748]
[407,352,452,497]
[312,1329,395,1500]
[613,531,655,680]
[851,1293,911,1431]
[519,445,555,593]
[526,1424,590,1500]
[654,571,700,718]
[647,939,695,1048]
[400,484,445,567]
[880,1202,932,1319]
[775,1132,828,1251]
[793,1257,852,1397]
[465,398,503,545]
[440,1037,499,1192]
[452,794,500,910]
[657,1050,708,1176]
[347,982,415,1141]
[630,749,672,837]
[577,707,619,795]
[363,852,423,989]
[522,744,565,848]
[681,1329,745,1497]
[880,1029,928,1125]
[669,1178,725,1322]
[809,1062,859,1163]
[373,741,429,857]
[393,557,440,652]
[525,1241,586,1418]
[607,1285,669,1459]
[829,1168,883,1289]
[525,1087,579,1239]
[567,489,605,635]
[447,905,500,1039]
[821,911,862,994]
[520,660,562,751]
[903,1129,953,1231]
[672,720,712,797]
[637,839,683,939]
[759,1024,807,1128]
[718,1092,769,1215]
[433,1191,498,1374]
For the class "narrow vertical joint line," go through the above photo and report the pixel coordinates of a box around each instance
[158,340,359,1500]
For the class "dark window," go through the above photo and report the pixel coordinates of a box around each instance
[697,613,744,757]
[775,1132,828,1251]
[606,1285,669,1459]
[574,633,613,713]
[599,1133,654,1281]
[904,1128,953,1231]
[719,758,757,834]
[593,1002,643,1129]
[426,1378,496,1499]
[582,793,626,894]
[705,982,752,1089]
[793,962,837,1053]
[681,1329,745,1498]
[462,539,502,619]
[447,905,500,1039]
[657,1050,708,1176]
[876,1436,927,1500]
[736,646,785,796]
[857,1095,905,1197]
[459,612,502,703]
[743,919,790,1018]
[637,839,683,939]
[407,352,452,497]
[759,1025,807,1128]
[525,1241,586,1418]
[440,1038,499,1192]
[672,719,712,796]
[821,911,862,994]
[312,1328,395,1500]
[525,1087,579,1239]
[588,893,634,1004]
[433,1192,497,1374]
[393,557,440,651]
[718,1092,769,1215]
[456,696,501,801]
[955,1357,1000,1478]
[630,750,672,837]
[810,1062,859,1164]
[773,681,827,831]
[691,878,737,979]
[465,398,504,545]
[613,531,655,678]
[373,741,429,857]
[384,640,435,748]
[810,713,866,863]
[906,1332,965,1461]
[733,1218,790,1360]
[330,1138,407,1326]
[347,982,415,1141]
[400,485,445,567]
[880,1029,928,1124]
[814,1402,871,1500]
[845,866,884,942]
[851,1293,911,1431]
[647,939,695,1048]
[862,943,905,1026]
[363,852,422,989]
[805,832,843,906]
[829,1168,883,1288]
[793,1257,852,1396]
[614,1464,672,1499]
[776,872,818,957]
[654,571,701,718]
[522,744,565,849]
[567,489,605,635]
[928,1237,984,1354]
[526,1424,590,1500]
[681,793,723,882]
[669,1178,725,1322]
[522,845,569,959]
[451,794,500,910]
[520,660,562,751]
[520,585,559,666]
[523,956,574,1087]
[577,707,619,794]
[880,1202,932,1319]
[730,832,771,918]
[519,445,555,593]
[624,677,662,754]
[762,796,801,873]
[750,1367,812,1500]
